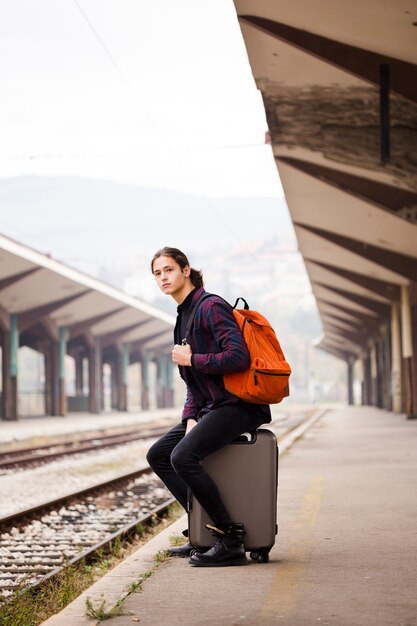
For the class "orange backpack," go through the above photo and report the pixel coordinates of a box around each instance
[223,298,291,405]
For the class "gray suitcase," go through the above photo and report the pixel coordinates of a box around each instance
[188,428,278,563]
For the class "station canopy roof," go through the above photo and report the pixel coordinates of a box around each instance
[0,233,175,353]
[233,0,417,361]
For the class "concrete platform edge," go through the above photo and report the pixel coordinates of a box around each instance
[41,410,326,626]
[40,515,188,626]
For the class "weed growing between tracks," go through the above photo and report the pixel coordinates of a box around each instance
[0,564,94,626]
[0,502,183,626]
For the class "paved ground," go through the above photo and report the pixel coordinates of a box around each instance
[0,403,324,447]
[0,408,179,446]
[42,406,417,626]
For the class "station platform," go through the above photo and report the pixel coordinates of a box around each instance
[0,404,319,448]
[42,406,417,626]
[0,408,179,448]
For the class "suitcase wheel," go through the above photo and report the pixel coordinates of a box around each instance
[250,550,270,563]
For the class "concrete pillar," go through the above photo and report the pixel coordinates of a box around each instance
[410,282,417,419]
[356,358,364,405]
[166,356,175,407]
[347,359,354,406]
[362,353,372,405]
[120,342,129,411]
[391,302,402,413]
[383,323,392,411]
[58,326,67,416]
[1,319,16,420]
[88,337,101,414]
[45,338,60,416]
[375,338,384,409]
[8,314,19,420]
[141,351,150,410]
[52,340,60,416]
[401,285,415,418]
[370,344,377,406]
[44,351,52,416]
[75,354,84,395]
[110,356,118,410]
[157,354,167,408]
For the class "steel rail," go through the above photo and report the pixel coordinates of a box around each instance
[0,466,175,599]
[0,494,176,604]
[0,409,322,601]
[0,425,171,470]
[30,495,176,591]
[0,466,154,527]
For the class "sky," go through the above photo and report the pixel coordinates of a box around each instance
[0,0,310,318]
[0,0,285,200]
[0,1,339,397]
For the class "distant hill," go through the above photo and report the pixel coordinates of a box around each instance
[0,175,295,273]
[0,175,347,402]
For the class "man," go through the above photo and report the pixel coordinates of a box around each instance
[147,247,271,567]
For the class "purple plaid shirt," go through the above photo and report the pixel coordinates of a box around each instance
[175,288,271,423]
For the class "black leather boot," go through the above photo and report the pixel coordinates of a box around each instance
[167,541,194,558]
[189,523,248,567]
[167,529,195,558]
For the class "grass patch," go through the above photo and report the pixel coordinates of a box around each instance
[153,549,170,565]
[128,569,153,594]
[0,502,183,626]
[84,545,175,620]
[85,544,176,620]
[168,532,186,546]
[85,596,126,621]
[0,563,94,626]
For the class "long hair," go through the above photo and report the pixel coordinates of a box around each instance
[151,247,204,289]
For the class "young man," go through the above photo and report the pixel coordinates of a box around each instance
[147,247,271,567]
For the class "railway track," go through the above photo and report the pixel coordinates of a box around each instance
[0,408,322,601]
[270,408,319,439]
[0,424,172,473]
[0,410,313,474]
[0,467,174,599]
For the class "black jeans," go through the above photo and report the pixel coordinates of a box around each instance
[146,404,266,528]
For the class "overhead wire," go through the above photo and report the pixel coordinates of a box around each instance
[70,0,266,264]
[71,0,171,155]
[0,141,267,163]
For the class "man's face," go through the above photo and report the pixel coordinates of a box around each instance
[152,255,190,297]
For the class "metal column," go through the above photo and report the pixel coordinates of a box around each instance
[166,355,175,407]
[158,354,167,408]
[370,343,377,406]
[58,326,67,416]
[391,303,402,413]
[88,337,102,414]
[347,359,354,405]
[7,314,18,420]
[401,285,415,418]
[121,342,129,411]
[75,353,84,396]
[141,351,150,410]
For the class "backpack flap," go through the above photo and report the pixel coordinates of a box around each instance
[224,304,291,405]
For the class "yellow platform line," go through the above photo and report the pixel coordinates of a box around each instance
[261,476,324,619]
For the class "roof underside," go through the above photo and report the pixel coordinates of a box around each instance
[234,0,417,360]
[0,234,174,353]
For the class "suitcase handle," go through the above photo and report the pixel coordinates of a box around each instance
[232,431,257,444]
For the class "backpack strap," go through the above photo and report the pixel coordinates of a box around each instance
[181,293,212,345]
[182,293,249,345]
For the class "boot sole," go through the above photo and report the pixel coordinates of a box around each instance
[169,553,193,558]
[188,557,248,567]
